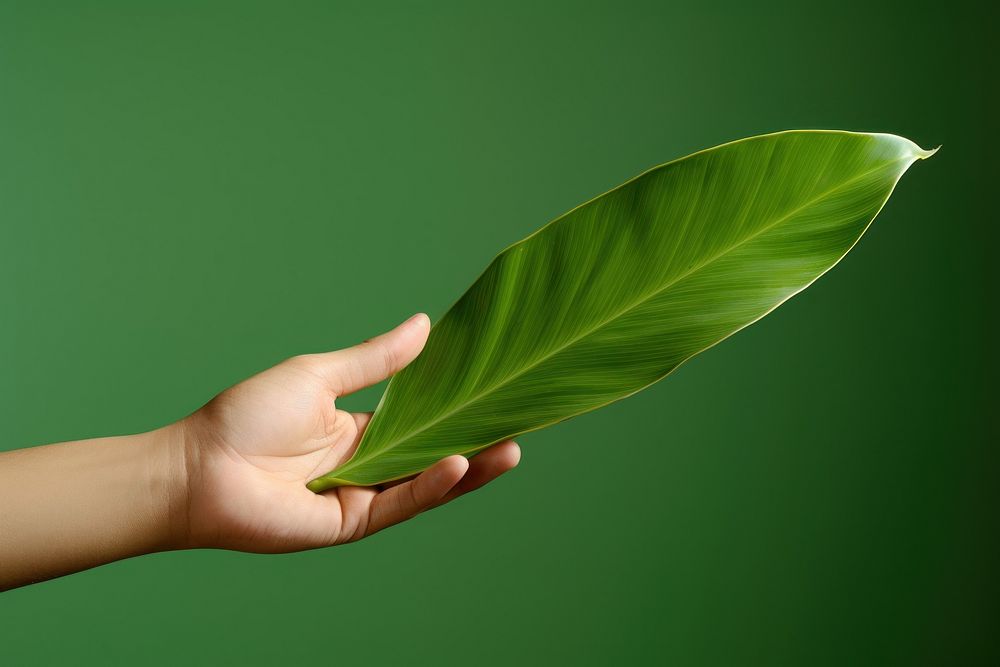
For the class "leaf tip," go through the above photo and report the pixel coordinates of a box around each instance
[306,477,331,493]
[916,144,941,160]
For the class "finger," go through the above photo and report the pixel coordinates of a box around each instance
[365,456,469,535]
[310,313,430,396]
[332,485,378,543]
[431,441,520,509]
[367,439,519,494]
[351,412,373,432]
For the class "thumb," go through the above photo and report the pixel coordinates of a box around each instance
[310,313,430,396]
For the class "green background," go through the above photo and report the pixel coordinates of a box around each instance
[1,1,995,664]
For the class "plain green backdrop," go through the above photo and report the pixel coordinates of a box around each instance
[1,1,995,664]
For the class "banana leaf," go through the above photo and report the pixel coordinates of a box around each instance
[308,130,935,491]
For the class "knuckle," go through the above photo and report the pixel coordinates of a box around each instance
[406,481,423,514]
[285,353,318,372]
[350,511,372,542]
[365,340,397,374]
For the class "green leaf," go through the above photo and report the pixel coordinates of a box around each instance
[308,130,935,491]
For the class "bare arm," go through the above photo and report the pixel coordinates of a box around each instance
[0,427,188,589]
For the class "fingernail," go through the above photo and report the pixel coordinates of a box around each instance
[406,313,429,327]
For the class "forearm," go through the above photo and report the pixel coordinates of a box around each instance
[0,425,189,590]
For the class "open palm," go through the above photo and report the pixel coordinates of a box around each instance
[180,314,520,553]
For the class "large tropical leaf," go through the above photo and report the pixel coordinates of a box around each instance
[308,130,935,491]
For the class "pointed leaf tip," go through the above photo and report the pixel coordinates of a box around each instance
[919,145,941,159]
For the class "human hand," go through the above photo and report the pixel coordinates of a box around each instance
[177,314,520,553]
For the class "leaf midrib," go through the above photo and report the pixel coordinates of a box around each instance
[340,155,907,474]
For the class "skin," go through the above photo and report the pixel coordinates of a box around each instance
[0,314,520,590]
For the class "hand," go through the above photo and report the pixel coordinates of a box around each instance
[178,314,520,553]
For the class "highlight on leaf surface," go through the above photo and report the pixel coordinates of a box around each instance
[308,130,935,491]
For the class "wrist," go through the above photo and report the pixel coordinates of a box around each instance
[144,420,194,551]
